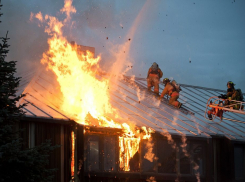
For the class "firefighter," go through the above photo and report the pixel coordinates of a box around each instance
[208,81,243,120]
[159,78,182,108]
[225,81,243,109]
[147,62,163,96]
[207,100,223,120]
[226,81,239,100]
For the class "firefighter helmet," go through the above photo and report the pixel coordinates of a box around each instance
[227,81,235,88]
[152,62,158,70]
[163,78,170,85]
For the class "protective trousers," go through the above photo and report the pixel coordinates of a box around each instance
[169,93,180,107]
[147,75,160,94]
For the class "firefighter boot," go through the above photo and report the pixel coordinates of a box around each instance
[208,114,212,120]
[154,92,159,97]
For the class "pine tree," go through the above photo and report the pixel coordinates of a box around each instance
[0,1,58,181]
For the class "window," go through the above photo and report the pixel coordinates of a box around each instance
[84,134,117,172]
[179,149,191,174]
[157,138,206,176]
[191,143,204,176]
[157,140,177,173]
[104,136,116,171]
[141,139,156,172]
[85,135,100,171]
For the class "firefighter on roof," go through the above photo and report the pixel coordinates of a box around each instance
[207,81,243,120]
[226,81,240,100]
[159,78,182,108]
[219,81,243,105]
[225,81,243,109]
[147,62,163,95]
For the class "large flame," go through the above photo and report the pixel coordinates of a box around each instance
[41,36,117,126]
[31,0,154,173]
[33,1,120,127]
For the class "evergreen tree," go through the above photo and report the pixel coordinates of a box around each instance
[0,1,58,181]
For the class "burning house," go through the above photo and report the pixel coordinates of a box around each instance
[16,42,245,182]
[14,2,244,181]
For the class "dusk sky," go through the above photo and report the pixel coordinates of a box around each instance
[1,0,244,92]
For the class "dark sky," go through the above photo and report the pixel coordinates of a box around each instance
[1,0,244,91]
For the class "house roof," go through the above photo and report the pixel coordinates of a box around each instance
[18,68,245,141]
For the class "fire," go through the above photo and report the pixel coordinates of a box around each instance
[31,0,154,173]
[71,131,75,177]
[119,137,140,171]
[41,37,115,126]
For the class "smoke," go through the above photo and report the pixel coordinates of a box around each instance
[191,115,201,135]
[123,75,146,103]
[106,1,152,78]
[1,0,149,86]
[144,138,156,162]
[159,131,179,181]
[160,131,176,149]
[158,132,201,182]
[0,0,59,80]
[2,0,245,93]
[180,135,201,182]
[173,110,180,126]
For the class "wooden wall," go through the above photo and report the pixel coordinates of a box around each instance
[19,119,245,182]
[20,118,73,182]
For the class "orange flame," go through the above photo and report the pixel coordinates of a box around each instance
[71,131,75,176]
[32,0,154,172]
[41,37,116,126]
[60,0,76,23]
